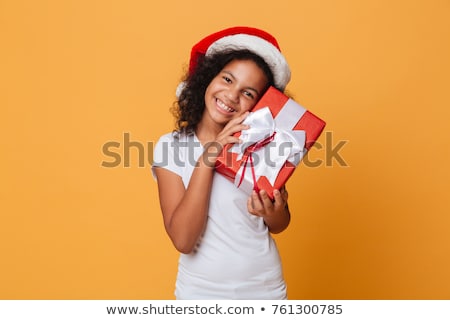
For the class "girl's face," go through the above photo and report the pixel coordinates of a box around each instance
[203,59,269,127]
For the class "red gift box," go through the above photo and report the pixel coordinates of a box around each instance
[215,86,326,199]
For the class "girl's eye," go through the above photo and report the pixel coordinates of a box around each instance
[223,76,232,83]
[243,91,254,99]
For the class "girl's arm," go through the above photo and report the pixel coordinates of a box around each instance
[154,113,250,254]
[153,152,214,254]
[247,187,291,234]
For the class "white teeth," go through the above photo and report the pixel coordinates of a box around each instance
[217,99,235,112]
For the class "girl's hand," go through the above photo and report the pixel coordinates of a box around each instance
[215,111,250,148]
[247,187,290,234]
[203,112,250,165]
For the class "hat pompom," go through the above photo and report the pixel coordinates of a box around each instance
[175,81,186,98]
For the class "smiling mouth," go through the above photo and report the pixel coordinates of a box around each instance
[216,99,236,113]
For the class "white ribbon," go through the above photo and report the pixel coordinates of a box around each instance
[229,106,306,194]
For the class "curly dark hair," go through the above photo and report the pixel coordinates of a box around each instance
[172,49,281,134]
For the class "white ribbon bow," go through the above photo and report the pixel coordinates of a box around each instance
[230,107,306,193]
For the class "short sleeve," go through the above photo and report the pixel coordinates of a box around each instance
[151,132,182,179]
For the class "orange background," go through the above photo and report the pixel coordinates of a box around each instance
[1,0,449,299]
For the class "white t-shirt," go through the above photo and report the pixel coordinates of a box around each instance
[152,132,286,299]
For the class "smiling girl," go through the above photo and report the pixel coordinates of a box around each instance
[152,27,292,299]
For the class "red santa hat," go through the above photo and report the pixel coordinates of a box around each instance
[177,26,291,97]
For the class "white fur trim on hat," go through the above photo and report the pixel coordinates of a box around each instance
[206,34,291,91]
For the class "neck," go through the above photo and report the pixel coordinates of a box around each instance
[195,117,224,145]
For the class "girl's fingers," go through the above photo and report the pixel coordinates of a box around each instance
[250,190,263,212]
[280,186,288,201]
[235,111,250,123]
[222,112,250,133]
[247,197,254,214]
[215,111,251,154]
[258,190,273,209]
[272,189,286,210]
[248,190,273,215]
[247,189,289,217]
[216,124,249,147]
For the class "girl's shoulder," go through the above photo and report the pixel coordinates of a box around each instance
[155,130,197,146]
[156,131,177,143]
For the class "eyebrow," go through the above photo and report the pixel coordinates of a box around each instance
[221,70,261,96]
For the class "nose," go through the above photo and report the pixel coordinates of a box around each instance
[225,87,239,103]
